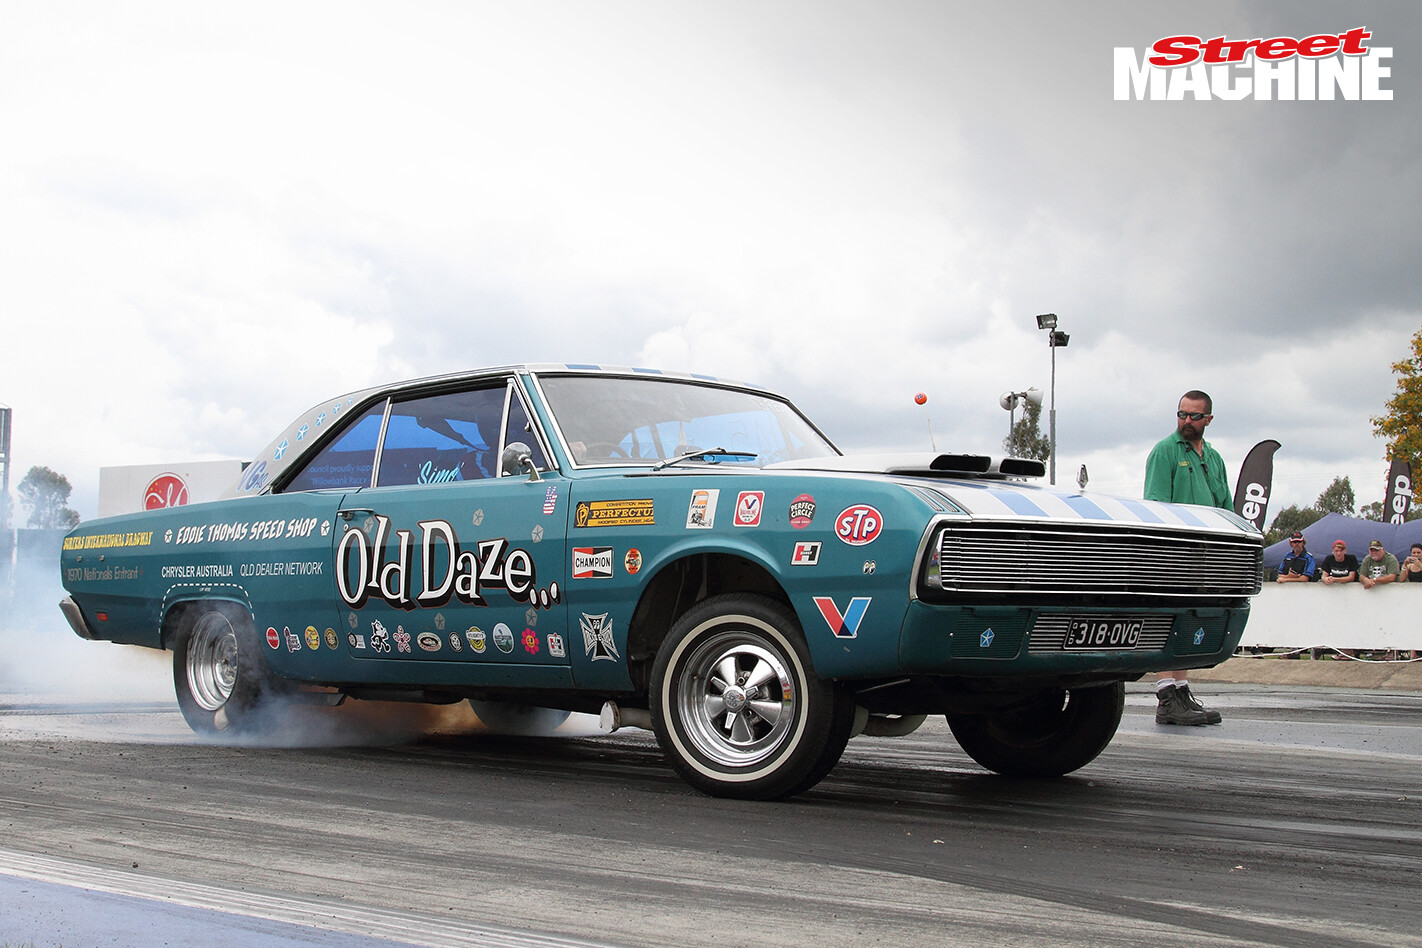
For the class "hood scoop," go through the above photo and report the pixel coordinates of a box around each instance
[766,453,1045,479]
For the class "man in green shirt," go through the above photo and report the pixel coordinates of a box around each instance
[1143,390,1231,726]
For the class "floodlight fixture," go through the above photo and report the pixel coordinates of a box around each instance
[1035,313,1058,330]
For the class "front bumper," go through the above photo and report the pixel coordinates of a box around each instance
[897,599,1251,677]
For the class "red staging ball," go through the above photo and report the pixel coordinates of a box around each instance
[914,392,927,405]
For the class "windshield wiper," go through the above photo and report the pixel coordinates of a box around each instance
[652,447,759,471]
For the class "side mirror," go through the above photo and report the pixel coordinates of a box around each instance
[501,442,542,481]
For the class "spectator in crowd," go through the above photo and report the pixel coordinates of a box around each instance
[1143,390,1227,726]
[1400,543,1422,583]
[1276,531,1317,583]
[1359,540,1400,589]
[1319,540,1358,585]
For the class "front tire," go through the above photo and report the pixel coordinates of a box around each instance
[650,594,854,800]
[946,682,1125,777]
[172,603,284,737]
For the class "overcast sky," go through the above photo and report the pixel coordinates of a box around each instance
[2,0,1418,522]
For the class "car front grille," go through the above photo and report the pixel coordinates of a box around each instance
[922,520,1262,601]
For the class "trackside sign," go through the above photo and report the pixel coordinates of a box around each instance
[1115,27,1393,100]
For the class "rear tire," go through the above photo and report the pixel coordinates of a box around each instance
[947,682,1124,777]
[650,594,854,800]
[172,603,284,737]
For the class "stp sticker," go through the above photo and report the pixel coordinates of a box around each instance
[813,596,871,639]
[624,548,642,575]
[266,626,281,649]
[791,541,821,566]
[734,491,764,527]
[835,505,883,545]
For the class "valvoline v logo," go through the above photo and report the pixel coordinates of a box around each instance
[813,596,870,639]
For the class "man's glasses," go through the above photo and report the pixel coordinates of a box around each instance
[1176,411,1208,421]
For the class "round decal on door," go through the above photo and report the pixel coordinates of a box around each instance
[835,505,883,545]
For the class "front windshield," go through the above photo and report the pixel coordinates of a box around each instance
[536,375,838,467]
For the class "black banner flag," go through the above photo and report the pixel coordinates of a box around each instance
[1384,459,1413,525]
[1233,440,1281,532]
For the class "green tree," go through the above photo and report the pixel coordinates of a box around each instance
[1003,400,1051,461]
[1372,323,1422,462]
[1264,505,1326,546]
[1361,498,1422,522]
[16,465,81,529]
[1314,476,1356,516]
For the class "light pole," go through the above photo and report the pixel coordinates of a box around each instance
[998,388,1044,454]
[1035,313,1069,484]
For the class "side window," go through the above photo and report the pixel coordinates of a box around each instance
[375,387,507,487]
[503,389,549,473]
[282,403,385,492]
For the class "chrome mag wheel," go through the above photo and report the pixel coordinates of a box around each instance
[676,632,796,769]
[185,610,240,712]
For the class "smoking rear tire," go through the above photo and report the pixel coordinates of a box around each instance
[172,603,284,738]
[650,594,854,800]
[946,682,1124,778]
[467,700,571,735]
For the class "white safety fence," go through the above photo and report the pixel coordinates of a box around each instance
[1239,583,1418,651]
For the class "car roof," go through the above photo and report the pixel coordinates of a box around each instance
[221,364,764,498]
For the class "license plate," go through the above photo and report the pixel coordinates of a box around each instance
[1063,617,1143,650]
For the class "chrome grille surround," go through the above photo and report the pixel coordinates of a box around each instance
[921,519,1262,600]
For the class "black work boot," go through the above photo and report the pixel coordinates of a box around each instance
[1155,685,1210,726]
[1178,683,1223,724]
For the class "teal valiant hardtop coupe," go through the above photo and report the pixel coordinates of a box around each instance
[59,365,1263,799]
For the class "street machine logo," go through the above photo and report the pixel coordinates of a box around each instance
[1115,27,1392,100]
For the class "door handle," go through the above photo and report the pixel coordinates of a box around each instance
[339,508,376,521]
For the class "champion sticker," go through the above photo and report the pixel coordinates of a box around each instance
[572,547,614,579]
